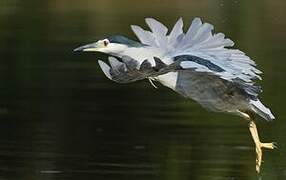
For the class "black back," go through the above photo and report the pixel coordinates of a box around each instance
[108,35,145,47]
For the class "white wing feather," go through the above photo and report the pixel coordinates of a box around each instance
[130,25,156,47]
[168,17,183,43]
[98,60,112,80]
[131,17,262,83]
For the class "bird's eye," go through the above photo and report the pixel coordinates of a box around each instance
[103,40,109,46]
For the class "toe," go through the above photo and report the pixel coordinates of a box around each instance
[261,142,277,149]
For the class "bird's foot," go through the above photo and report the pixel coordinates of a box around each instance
[255,142,276,173]
[260,142,277,149]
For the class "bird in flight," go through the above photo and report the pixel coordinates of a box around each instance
[74,17,276,173]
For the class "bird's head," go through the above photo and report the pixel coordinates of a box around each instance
[74,35,143,55]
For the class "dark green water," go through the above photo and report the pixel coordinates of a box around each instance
[0,0,286,179]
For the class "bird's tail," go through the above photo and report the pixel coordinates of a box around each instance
[250,99,275,121]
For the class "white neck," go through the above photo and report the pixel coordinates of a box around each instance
[101,43,128,56]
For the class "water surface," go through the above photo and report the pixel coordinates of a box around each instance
[0,0,286,179]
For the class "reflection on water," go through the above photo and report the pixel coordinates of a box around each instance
[0,0,285,179]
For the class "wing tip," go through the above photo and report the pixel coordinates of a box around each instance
[130,24,140,31]
[193,17,202,24]
[176,17,184,26]
[250,100,275,121]
[145,17,156,23]
[98,60,112,80]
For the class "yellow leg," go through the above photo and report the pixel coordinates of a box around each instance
[248,120,276,173]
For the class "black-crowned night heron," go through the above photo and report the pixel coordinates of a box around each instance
[74,17,276,173]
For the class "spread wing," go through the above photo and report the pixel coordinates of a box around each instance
[131,17,262,84]
[98,55,220,83]
[98,55,261,98]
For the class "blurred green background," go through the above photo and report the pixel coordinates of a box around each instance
[0,0,285,179]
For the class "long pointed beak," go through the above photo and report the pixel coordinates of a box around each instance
[73,43,98,52]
